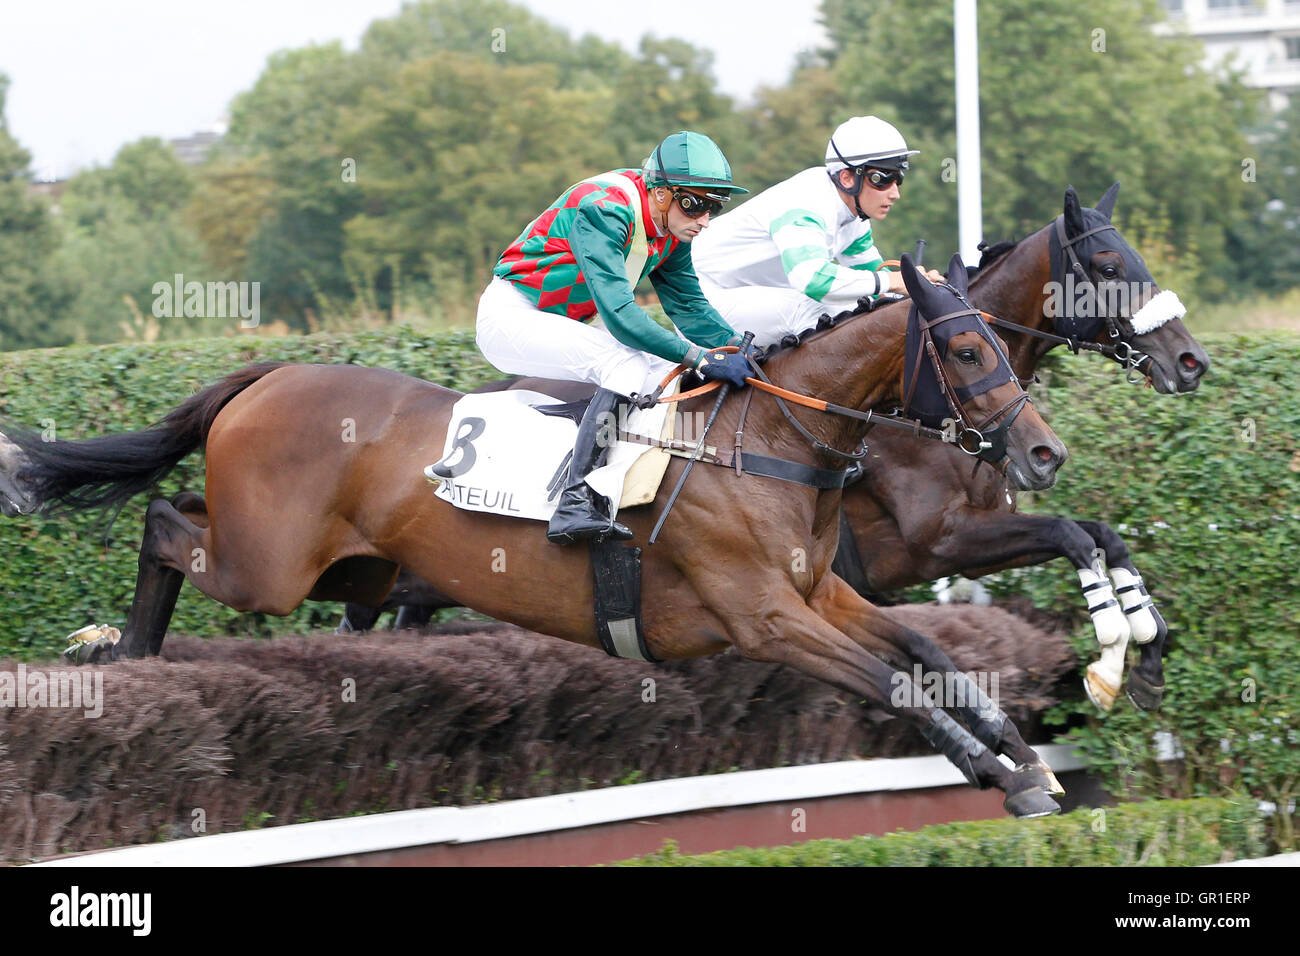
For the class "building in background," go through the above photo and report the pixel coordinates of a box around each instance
[1159,0,1300,109]
[27,122,224,208]
[167,128,222,167]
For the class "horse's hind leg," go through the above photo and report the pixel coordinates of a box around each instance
[111,492,209,659]
[393,604,434,630]
[337,602,383,634]
[812,574,1064,797]
[67,492,204,663]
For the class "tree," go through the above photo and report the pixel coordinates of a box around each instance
[737,67,845,194]
[0,74,65,351]
[222,43,367,323]
[214,0,746,324]
[187,154,276,276]
[339,53,619,294]
[52,138,213,344]
[1226,96,1300,294]
[605,35,745,169]
[780,0,1259,294]
[354,0,625,89]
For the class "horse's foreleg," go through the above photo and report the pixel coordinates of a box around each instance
[911,508,1134,711]
[725,596,1060,818]
[810,573,1064,798]
[1076,520,1167,712]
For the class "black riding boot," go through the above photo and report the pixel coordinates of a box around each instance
[546,388,633,544]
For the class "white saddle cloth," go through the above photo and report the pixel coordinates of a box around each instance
[424,388,676,521]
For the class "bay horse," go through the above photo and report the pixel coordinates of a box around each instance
[360,185,1208,713]
[8,256,1071,817]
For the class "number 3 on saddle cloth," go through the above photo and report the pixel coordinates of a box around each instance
[423,382,681,521]
[423,384,683,663]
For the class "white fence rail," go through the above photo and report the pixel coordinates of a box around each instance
[32,744,1085,867]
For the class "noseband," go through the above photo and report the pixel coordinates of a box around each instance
[901,285,1030,464]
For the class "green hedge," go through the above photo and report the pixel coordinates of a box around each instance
[612,796,1267,866]
[0,326,498,658]
[982,332,1300,849]
[2,329,1298,850]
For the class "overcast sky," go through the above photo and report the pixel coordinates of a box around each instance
[0,0,828,180]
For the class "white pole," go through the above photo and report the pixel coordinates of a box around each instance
[954,0,983,265]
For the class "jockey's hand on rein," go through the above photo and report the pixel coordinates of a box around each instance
[696,349,751,390]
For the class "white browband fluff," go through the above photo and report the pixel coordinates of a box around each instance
[1130,289,1186,335]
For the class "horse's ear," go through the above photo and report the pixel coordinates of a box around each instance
[900,253,941,316]
[1063,185,1086,237]
[945,253,968,294]
[1095,182,1120,220]
[899,253,924,301]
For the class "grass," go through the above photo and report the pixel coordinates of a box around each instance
[1187,288,1300,333]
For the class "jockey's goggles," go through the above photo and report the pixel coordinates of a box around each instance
[863,165,906,189]
[672,188,727,219]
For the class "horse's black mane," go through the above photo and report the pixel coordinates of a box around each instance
[975,239,1019,271]
[756,296,883,362]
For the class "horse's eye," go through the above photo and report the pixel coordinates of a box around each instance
[957,348,979,364]
[1100,264,1119,279]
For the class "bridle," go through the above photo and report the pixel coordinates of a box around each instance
[979,217,1157,386]
[899,282,1030,465]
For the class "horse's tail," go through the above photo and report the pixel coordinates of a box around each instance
[6,362,288,519]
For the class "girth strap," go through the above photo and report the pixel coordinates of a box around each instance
[616,431,852,489]
[730,451,851,489]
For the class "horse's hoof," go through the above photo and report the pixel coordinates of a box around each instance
[1003,764,1066,801]
[1004,787,1061,819]
[62,636,115,665]
[1125,671,1165,713]
[1014,761,1066,796]
[1084,662,1119,712]
[63,624,122,666]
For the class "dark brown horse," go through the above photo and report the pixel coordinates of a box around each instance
[8,256,1071,817]
[834,185,1208,712]
[357,185,1207,713]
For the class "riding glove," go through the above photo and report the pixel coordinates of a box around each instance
[696,349,751,390]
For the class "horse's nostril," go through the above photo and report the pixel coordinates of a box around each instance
[1179,353,1202,373]
[1034,446,1055,464]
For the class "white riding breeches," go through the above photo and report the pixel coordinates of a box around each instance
[475,277,678,398]
[696,277,832,346]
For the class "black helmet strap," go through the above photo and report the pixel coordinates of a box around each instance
[827,137,869,220]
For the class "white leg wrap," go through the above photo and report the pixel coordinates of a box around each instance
[1110,567,1159,645]
[1078,567,1130,647]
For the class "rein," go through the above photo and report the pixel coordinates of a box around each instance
[984,314,1154,386]
[635,289,1029,481]
[643,350,952,452]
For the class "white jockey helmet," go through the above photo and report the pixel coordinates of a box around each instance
[825,116,919,173]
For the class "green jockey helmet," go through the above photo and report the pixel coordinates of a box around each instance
[643,131,748,200]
